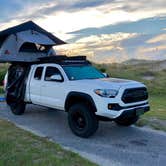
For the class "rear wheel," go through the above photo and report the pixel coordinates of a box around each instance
[115,116,139,126]
[68,103,98,138]
[9,102,26,115]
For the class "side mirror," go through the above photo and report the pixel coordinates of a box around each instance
[103,73,109,78]
[50,74,63,82]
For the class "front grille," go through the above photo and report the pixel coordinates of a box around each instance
[122,87,148,103]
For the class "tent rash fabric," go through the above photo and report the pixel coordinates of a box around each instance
[0,21,66,63]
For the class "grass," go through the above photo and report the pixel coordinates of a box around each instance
[0,86,4,95]
[0,119,97,166]
[136,95,166,132]
[95,63,166,96]
[145,95,166,120]
[136,118,166,132]
[0,64,8,86]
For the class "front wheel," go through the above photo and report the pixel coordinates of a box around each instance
[9,102,26,115]
[115,116,139,126]
[68,103,98,138]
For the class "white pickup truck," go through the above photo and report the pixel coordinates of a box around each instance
[5,56,150,138]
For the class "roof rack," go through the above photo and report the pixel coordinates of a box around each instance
[0,55,91,65]
[37,55,91,65]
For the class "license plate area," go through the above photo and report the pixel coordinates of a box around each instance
[136,108,145,116]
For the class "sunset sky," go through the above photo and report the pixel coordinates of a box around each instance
[0,0,166,63]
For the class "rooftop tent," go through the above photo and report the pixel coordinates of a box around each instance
[0,21,66,63]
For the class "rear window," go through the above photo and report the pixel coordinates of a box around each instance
[34,67,43,80]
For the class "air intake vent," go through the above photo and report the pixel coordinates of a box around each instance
[122,87,148,103]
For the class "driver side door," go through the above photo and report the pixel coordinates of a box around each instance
[41,66,65,110]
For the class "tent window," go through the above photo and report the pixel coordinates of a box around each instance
[19,42,38,52]
[19,42,50,53]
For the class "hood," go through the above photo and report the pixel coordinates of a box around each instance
[71,77,144,90]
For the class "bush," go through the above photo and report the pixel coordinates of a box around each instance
[0,86,4,94]
[0,64,8,86]
[95,63,166,96]
[0,70,6,86]
[99,68,106,73]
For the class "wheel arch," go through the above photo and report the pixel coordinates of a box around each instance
[65,92,97,112]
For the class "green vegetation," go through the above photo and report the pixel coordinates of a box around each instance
[136,95,166,132]
[96,62,166,96]
[0,64,8,96]
[0,86,4,95]
[0,119,97,166]
[146,96,166,120]
[136,117,166,132]
[0,64,8,86]
[95,61,166,131]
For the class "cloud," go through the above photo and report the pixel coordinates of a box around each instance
[68,16,166,44]
[139,45,166,53]
[147,34,166,44]
[38,0,114,15]
[76,33,138,43]
[1,0,166,63]
[136,45,166,61]
[1,0,166,34]
[55,32,138,63]
[114,0,166,13]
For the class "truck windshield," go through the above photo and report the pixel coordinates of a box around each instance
[63,65,105,80]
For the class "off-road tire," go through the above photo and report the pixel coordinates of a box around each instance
[10,102,26,115]
[68,103,98,138]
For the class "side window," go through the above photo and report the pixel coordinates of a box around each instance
[44,66,63,81]
[34,67,43,80]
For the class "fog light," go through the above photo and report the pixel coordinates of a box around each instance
[108,103,122,111]
[108,104,112,110]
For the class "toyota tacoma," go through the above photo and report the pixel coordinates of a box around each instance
[4,56,150,138]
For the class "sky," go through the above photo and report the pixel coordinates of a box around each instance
[0,0,166,63]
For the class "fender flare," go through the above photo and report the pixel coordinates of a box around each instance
[65,91,97,112]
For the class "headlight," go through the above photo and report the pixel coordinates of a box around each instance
[94,89,118,98]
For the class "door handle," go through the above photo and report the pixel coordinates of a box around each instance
[42,85,46,87]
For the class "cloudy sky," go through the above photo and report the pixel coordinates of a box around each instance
[0,0,166,63]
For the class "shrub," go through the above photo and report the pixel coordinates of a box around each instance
[0,64,8,86]
[0,70,6,86]
[99,68,106,73]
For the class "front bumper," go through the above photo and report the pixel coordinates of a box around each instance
[95,102,150,119]
[114,105,150,120]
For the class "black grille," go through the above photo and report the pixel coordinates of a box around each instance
[122,87,148,103]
